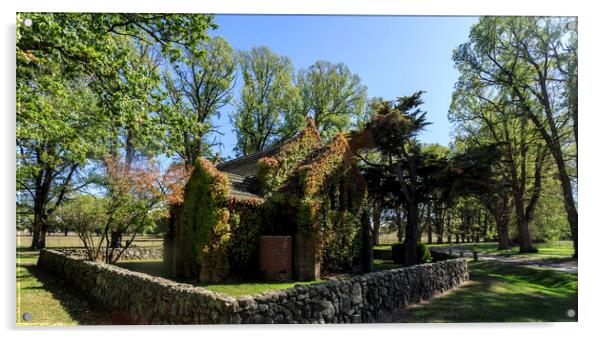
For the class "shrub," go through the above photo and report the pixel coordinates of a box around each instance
[391,242,432,265]
[416,242,432,263]
[391,242,404,264]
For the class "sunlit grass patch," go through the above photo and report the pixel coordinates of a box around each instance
[400,261,577,322]
[16,251,111,326]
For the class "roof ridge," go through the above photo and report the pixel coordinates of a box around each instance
[215,141,286,170]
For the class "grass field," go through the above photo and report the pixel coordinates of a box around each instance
[16,250,111,326]
[16,237,577,324]
[466,241,574,259]
[16,235,163,249]
[375,241,574,260]
[396,260,578,322]
[115,260,323,297]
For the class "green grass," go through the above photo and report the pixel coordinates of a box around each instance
[373,258,403,271]
[16,250,111,326]
[115,260,324,297]
[374,245,394,251]
[16,239,577,324]
[375,241,575,261]
[398,260,577,322]
[466,241,574,259]
[202,280,322,297]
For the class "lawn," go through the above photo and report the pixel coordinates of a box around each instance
[376,240,574,260]
[16,239,578,324]
[115,260,323,297]
[392,260,577,322]
[467,241,574,259]
[16,250,112,326]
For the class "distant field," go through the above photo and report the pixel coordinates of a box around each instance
[16,235,163,249]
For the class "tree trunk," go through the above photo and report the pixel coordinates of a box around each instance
[371,202,382,247]
[403,202,419,266]
[426,202,432,244]
[435,204,444,244]
[495,214,511,250]
[30,199,48,250]
[552,151,578,258]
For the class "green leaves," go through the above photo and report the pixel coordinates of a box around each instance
[232,46,302,156]
[16,13,216,248]
[297,60,368,139]
[161,36,237,164]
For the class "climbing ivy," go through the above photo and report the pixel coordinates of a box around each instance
[182,158,231,282]
[180,119,368,280]
[257,118,323,196]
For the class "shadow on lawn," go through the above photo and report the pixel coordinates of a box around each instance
[18,261,133,325]
[387,261,578,323]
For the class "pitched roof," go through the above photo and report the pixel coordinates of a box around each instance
[226,173,262,201]
[215,142,284,178]
[216,143,285,201]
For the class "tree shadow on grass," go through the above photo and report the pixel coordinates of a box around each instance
[19,264,136,325]
[383,261,577,323]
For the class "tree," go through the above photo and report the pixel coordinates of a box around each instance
[453,16,577,257]
[17,13,216,250]
[297,60,367,139]
[162,36,237,165]
[449,84,550,253]
[54,195,107,260]
[232,46,302,156]
[98,156,167,264]
[17,60,103,250]
[364,91,431,265]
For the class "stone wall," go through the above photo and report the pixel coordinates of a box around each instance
[38,249,469,324]
[55,247,163,262]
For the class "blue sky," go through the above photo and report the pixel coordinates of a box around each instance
[208,15,480,159]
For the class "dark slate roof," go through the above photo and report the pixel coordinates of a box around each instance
[226,173,262,201]
[216,143,286,201]
[215,142,284,178]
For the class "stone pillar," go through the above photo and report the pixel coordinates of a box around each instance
[293,232,320,281]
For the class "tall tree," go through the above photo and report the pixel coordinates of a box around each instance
[16,13,216,249]
[364,91,430,265]
[232,46,302,156]
[297,60,367,139]
[453,16,578,257]
[450,85,550,253]
[162,36,237,165]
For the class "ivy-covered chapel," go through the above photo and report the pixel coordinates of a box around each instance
[164,118,370,283]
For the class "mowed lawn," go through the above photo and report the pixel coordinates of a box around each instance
[427,240,575,258]
[16,238,577,324]
[394,260,577,322]
[16,249,112,325]
[115,260,323,297]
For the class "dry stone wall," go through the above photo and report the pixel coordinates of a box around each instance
[56,247,163,261]
[37,249,469,324]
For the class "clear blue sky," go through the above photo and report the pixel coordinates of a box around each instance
[208,15,480,159]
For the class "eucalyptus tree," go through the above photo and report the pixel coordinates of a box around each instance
[232,46,303,156]
[16,13,216,249]
[162,36,237,165]
[453,16,578,256]
[297,60,367,139]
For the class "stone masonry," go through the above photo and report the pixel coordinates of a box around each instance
[37,249,469,324]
